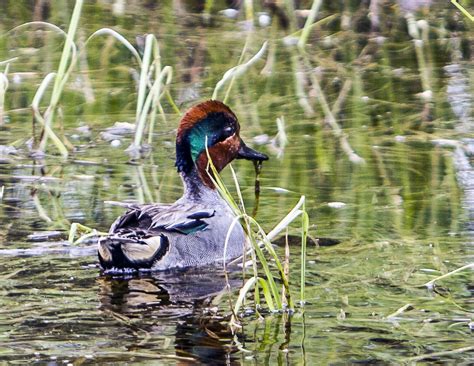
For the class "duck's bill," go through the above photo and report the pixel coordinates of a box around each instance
[237,141,269,161]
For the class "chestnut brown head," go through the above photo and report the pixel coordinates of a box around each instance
[175,100,268,186]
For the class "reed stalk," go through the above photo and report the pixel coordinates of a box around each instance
[32,190,53,223]
[283,0,298,31]
[405,13,431,93]
[281,229,290,305]
[133,64,173,151]
[18,19,79,157]
[0,64,9,125]
[423,263,474,288]
[21,13,177,159]
[244,0,254,24]
[300,199,309,304]
[300,53,365,164]
[291,53,315,117]
[36,0,83,157]
[207,156,283,312]
[31,72,69,157]
[0,57,18,66]
[298,0,323,50]
[404,346,474,362]
[212,41,268,101]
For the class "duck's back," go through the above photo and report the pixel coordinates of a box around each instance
[98,196,246,272]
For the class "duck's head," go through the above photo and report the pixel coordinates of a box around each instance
[176,100,268,187]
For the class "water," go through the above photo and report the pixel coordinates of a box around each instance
[0,1,473,364]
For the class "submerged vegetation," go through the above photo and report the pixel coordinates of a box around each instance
[0,0,472,363]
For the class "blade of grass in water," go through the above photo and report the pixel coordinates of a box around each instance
[86,28,142,64]
[230,276,257,330]
[423,263,474,288]
[32,191,52,223]
[300,200,309,305]
[37,0,83,156]
[0,64,9,125]
[31,73,69,157]
[22,8,177,160]
[24,2,178,159]
[212,41,268,101]
[298,0,323,50]
[132,65,173,151]
[69,222,106,245]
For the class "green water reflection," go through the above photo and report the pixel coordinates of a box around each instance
[0,0,472,364]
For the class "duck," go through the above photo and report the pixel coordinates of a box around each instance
[98,100,268,272]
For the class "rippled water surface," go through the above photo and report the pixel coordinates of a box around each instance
[0,1,473,364]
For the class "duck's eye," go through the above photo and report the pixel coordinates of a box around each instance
[218,126,234,141]
[223,126,234,135]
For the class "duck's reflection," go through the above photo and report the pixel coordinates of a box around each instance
[97,267,241,364]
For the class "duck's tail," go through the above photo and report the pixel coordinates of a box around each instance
[98,234,169,272]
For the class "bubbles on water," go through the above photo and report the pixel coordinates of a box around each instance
[220,9,239,19]
[111,139,121,147]
[258,13,271,27]
[327,202,346,209]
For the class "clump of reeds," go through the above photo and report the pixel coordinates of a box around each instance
[85,29,178,159]
[28,0,83,158]
[13,0,178,159]
[206,149,309,331]
[84,28,180,159]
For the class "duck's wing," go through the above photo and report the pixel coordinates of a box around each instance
[98,203,216,271]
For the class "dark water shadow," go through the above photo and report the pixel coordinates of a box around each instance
[97,266,243,364]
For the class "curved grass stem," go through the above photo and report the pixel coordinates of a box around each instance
[423,263,474,287]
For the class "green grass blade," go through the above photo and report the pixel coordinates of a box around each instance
[233,276,257,316]
[300,202,309,305]
[298,0,323,50]
[0,57,18,66]
[246,228,283,309]
[86,28,142,65]
[223,214,246,267]
[9,21,69,39]
[132,65,173,151]
[47,0,82,109]
[0,64,9,125]
[228,196,306,265]
[247,216,293,309]
[135,34,154,128]
[32,192,52,223]
[31,73,69,157]
[257,277,275,311]
[37,0,83,156]
[212,41,268,100]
